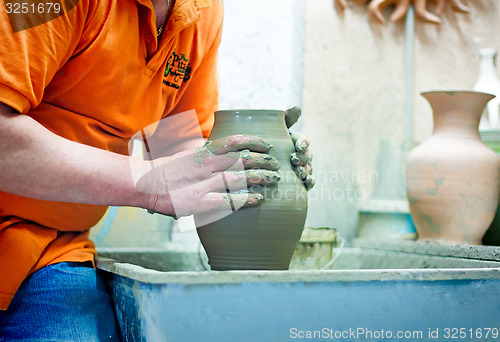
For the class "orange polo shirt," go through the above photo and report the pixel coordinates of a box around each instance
[0,0,222,310]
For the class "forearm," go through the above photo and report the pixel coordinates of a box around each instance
[0,106,150,208]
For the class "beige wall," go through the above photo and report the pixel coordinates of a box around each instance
[303,0,500,239]
[413,1,500,141]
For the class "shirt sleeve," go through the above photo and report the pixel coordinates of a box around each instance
[0,1,90,113]
[168,1,223,138]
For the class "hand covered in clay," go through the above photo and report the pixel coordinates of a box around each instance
[285,107,315,191]
[136,135,280,218]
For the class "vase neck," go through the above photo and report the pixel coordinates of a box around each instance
[423,91,494,138]
[432,113,480,138]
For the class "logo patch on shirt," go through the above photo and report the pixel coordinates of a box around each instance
[163,49,191,89]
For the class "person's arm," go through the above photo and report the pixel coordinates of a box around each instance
[0,103,279,217]
[0,2,134,205]
[0,103,149,208]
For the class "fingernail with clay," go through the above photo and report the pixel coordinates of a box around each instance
[247,193,264,205]
[296,140,308,152]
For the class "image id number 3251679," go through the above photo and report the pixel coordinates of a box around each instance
[441,327,498,339]
[4,2,61,14]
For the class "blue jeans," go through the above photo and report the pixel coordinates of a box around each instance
[0,262,121,341]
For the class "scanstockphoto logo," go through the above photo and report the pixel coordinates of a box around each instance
[3,0,79,33]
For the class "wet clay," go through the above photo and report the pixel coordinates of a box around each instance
[196,109,308,270]
[406,91,500,245]
[204,135,273,154]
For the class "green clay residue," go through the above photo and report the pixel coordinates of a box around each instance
[244,193,264,206]
[204,138,230,154]
[217,192,265,210]
[246,170,281,184]
[205,135,272,155]
[426,178,443,196]
[263,155,280,170]
[214,193,234,210]
[241,149,251,160]
[240,151,280,170]
[419,213,440,234]
[296,140,308,152]
[297,167,307,180]
[243,135,273,151]
[303,177,315,191]
[194,149,210,166]
[409,197,418,204]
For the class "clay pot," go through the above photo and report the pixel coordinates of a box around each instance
[480,130,500,245]
[196,109,308,270]
[406,90,500,244]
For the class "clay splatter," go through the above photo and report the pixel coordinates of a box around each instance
[240,151,280,170]
[205,135,273,154]
[245,170,281,185]
[426,178,443,195]
[419,213,440,234]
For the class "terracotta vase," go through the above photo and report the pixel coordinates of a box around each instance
[196,109,308,270]
[406,90,500,244]
[481,130,500,245]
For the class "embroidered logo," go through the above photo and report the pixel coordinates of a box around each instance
[163,49,191,89]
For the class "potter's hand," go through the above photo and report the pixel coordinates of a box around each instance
[136,135,280,218]
[285,107,315,191]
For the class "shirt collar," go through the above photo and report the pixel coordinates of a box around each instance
[195,0,212,8]
[136,0,212,36]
